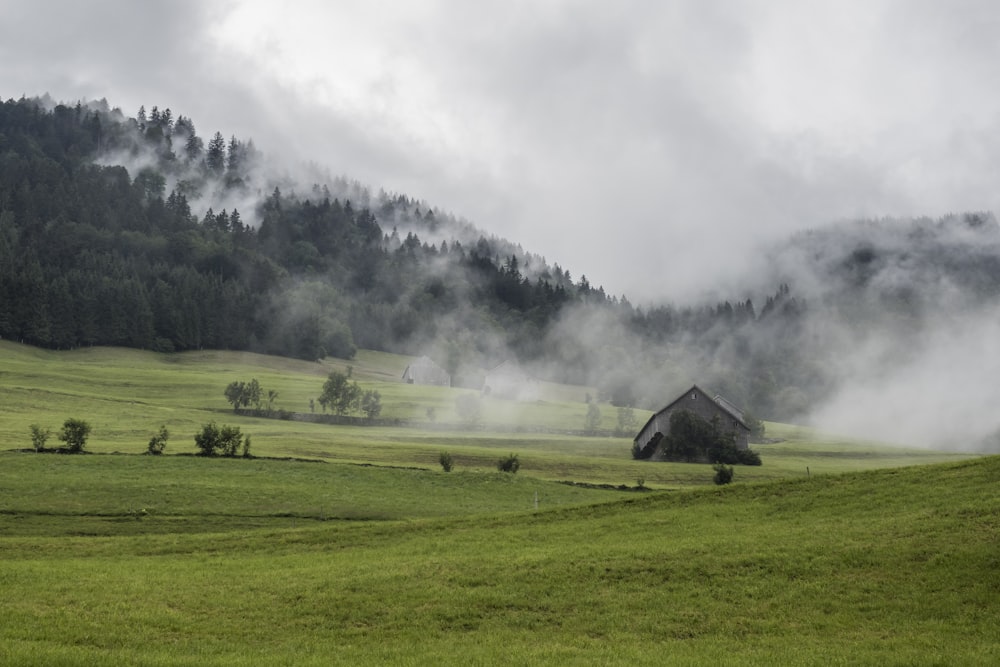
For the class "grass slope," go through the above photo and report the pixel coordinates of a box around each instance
[0,341,972,489]
[0,456,997,665]
[0,342,995,664]
[0,452,635,537]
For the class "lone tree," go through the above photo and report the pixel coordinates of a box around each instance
[58,418,92,453]
[29,424,51,452]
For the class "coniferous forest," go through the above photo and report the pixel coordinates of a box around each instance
[4,96,1000,431]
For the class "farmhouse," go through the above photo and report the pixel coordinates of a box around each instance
[401,356,451,387]
[634,385,751,454]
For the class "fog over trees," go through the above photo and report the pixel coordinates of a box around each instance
[2,96,1000,451]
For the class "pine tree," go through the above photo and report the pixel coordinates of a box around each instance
[206,131,226,175]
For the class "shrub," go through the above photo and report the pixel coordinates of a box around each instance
[58,418,91,453]
[147,425,169,455]
[439,451,454,472]
[497,453,520,474]
[218,425,245,457]
[713,464,734,485]
[29,424,51,452]
[194,422,222,456]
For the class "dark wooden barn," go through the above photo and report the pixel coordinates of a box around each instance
[634,384,751,454]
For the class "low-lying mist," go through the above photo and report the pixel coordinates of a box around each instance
[84,100,1000,452]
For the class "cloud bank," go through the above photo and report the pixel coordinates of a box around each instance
[6,1,1000,303]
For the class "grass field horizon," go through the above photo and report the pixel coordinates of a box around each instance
[1,341,996,664]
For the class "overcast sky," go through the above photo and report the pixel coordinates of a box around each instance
[4,0,1000,302]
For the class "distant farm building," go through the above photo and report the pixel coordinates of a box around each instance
[634,385,751,455]
[401,356,451,387]
[482,360,539,401]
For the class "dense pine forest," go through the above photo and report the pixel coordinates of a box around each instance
[3,96,1000,434]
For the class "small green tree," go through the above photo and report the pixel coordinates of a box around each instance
[224,381,248,412]
[194,422,222,456]
[318,371,363,416]
[360,389,382,420]
[335,380,361,415]
[29,424,51,452]
[218,424,245,457]
[58,418,91,453]
[246,378,262,411]
[147,425,169,455]
[439,451,454,472]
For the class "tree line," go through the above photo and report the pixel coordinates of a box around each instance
[0,96,864,421]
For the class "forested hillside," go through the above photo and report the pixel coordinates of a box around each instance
[3,95,1000,443]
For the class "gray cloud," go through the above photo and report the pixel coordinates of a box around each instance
[5,0,1000,305]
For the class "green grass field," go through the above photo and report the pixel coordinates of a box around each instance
[1,341,996,665]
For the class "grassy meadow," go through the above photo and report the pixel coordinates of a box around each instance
[1,341,996,665]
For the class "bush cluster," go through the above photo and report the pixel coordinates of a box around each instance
[29,419,91,454]
[318,371,382,419]
[194,422,251,457]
